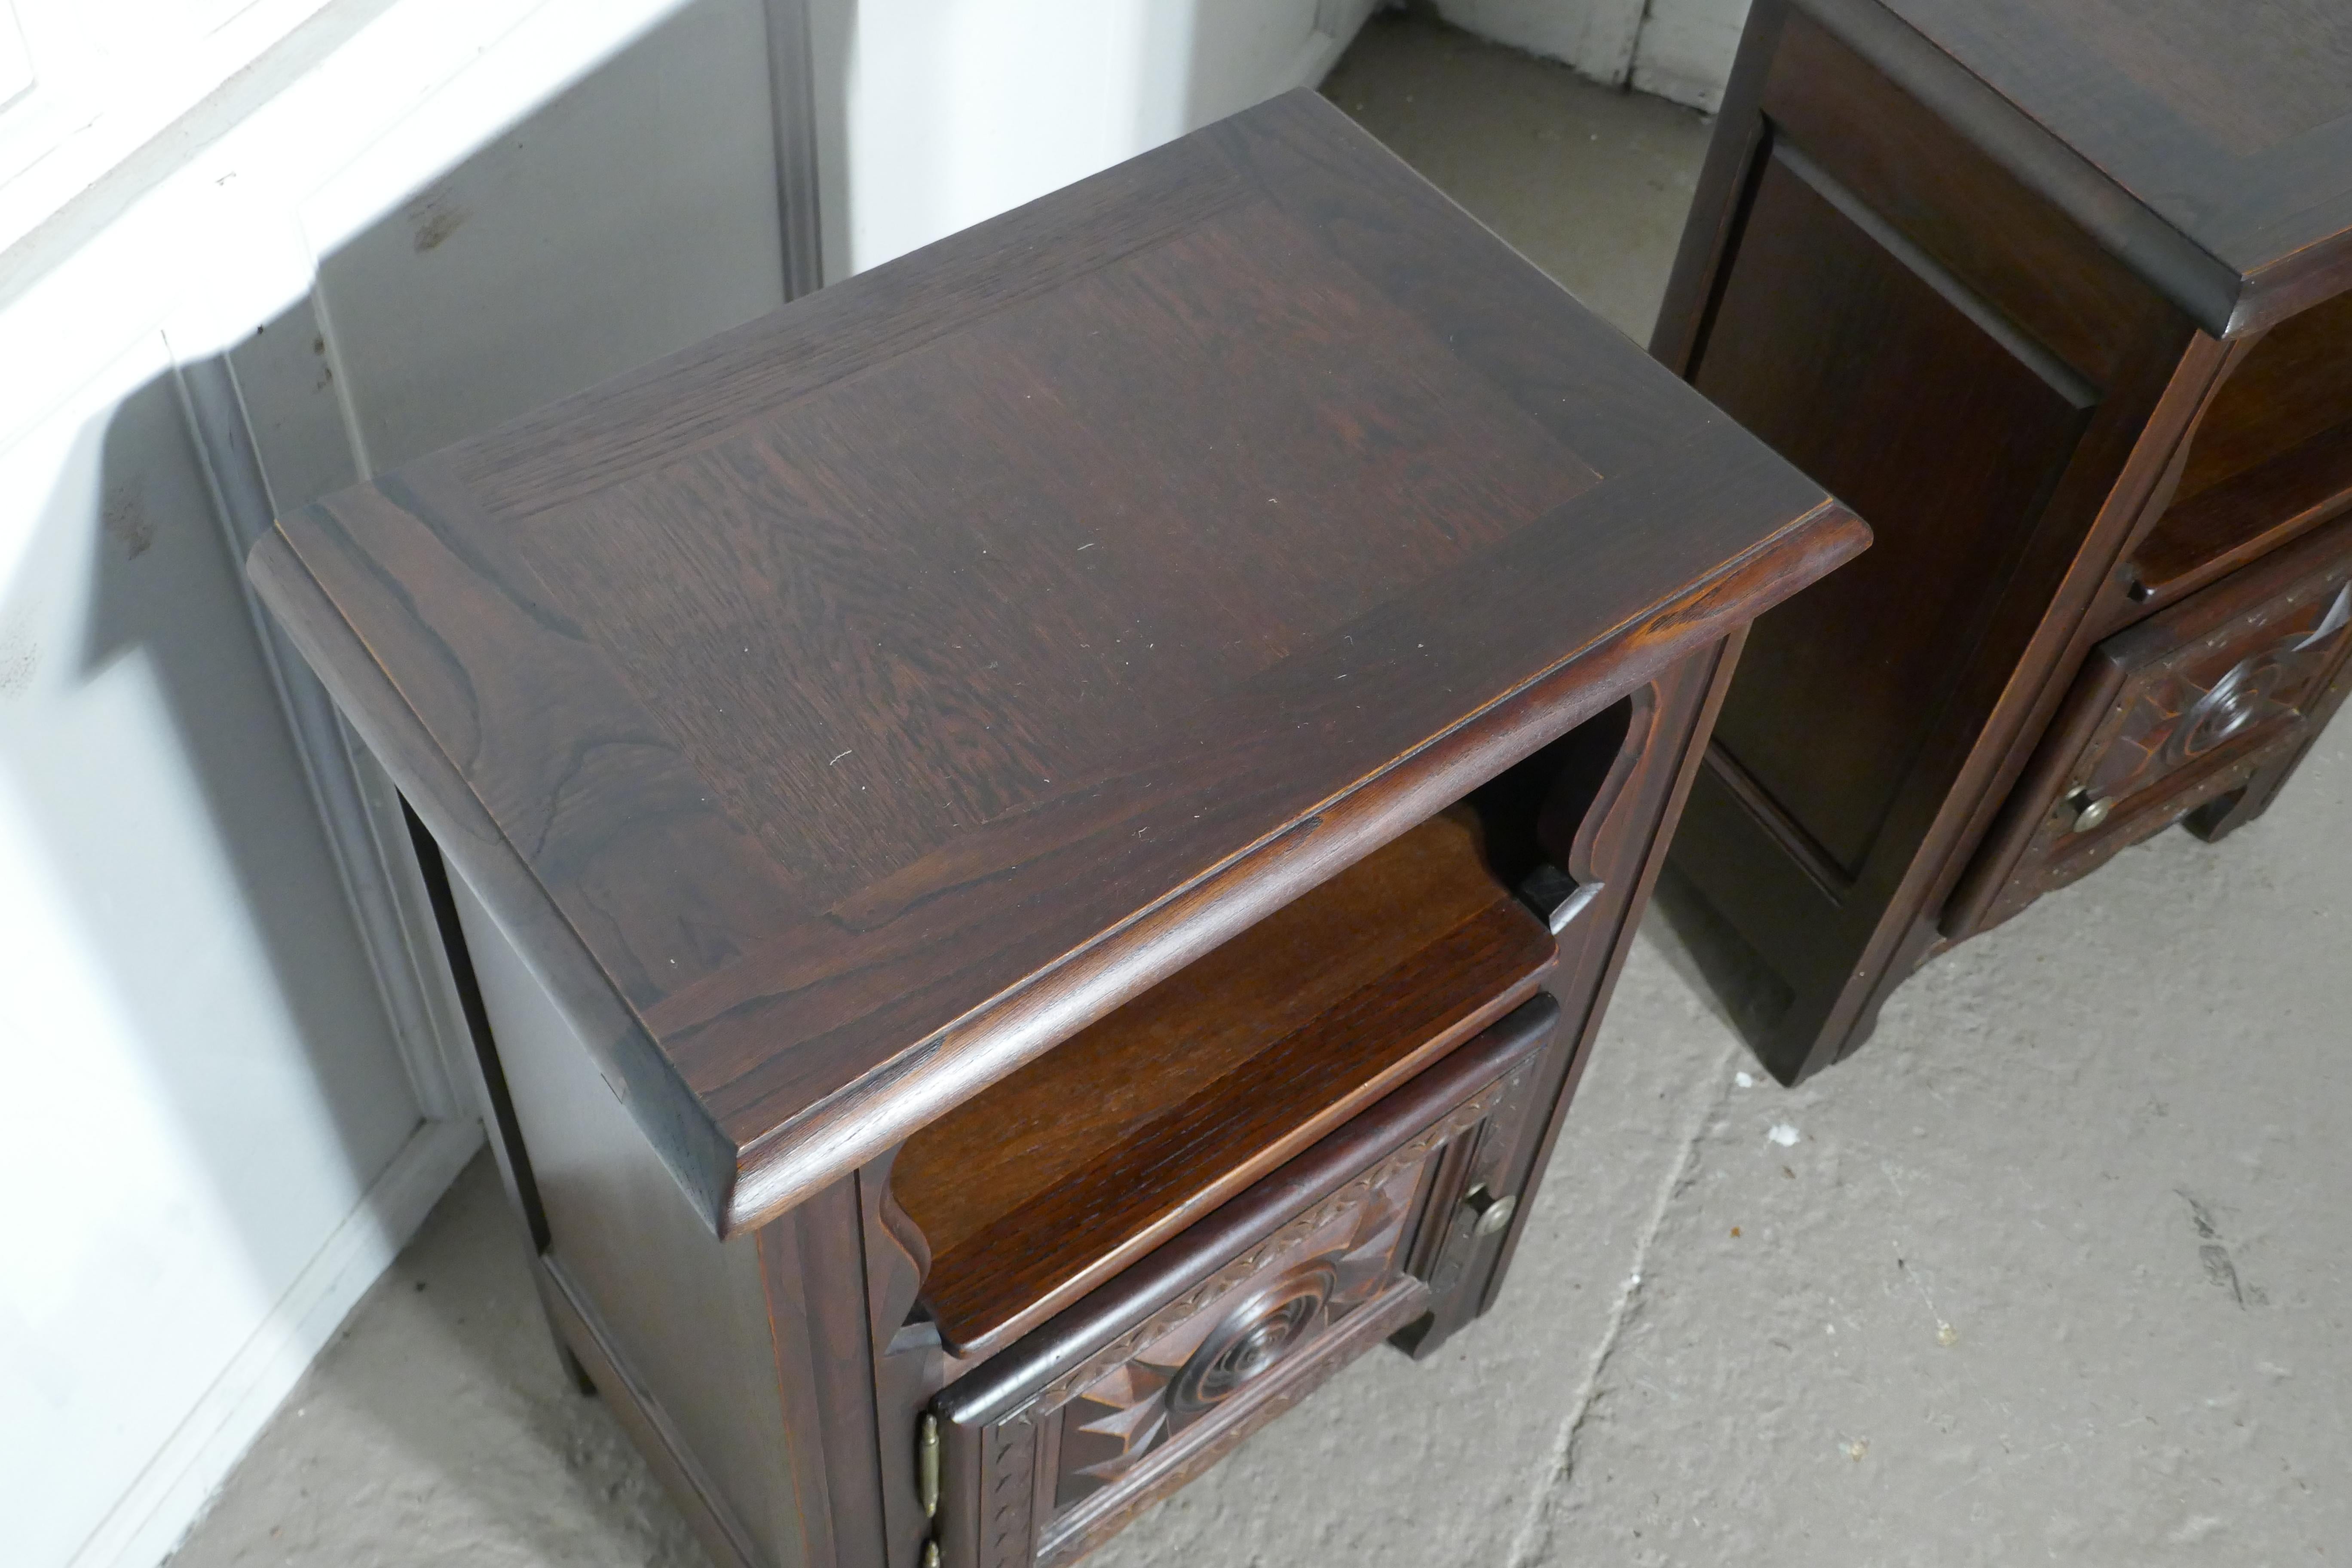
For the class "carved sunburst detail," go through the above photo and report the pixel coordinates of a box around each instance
[1065,1360,1180,1484]
[2079,584,2352,813]
[1051,1155,1427,1507]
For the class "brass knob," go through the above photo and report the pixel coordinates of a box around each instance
[2065,789,2114,833]
[1463,1184,1517,1237]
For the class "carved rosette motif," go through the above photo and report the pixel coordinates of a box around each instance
[1029,1072,1510,1412]
[1050,1173,1408,1508]
[965,1069,1517,1565]
[1032,1296,1426,1568]
[2076,582,2352,812]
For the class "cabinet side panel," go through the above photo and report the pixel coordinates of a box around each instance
[448,872,808,1568]
[1762,9,2153,388]
[1695,148,2092,880]
[1479,636,1734,1304]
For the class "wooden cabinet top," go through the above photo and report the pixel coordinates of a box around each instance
[251,90,1862,1234]
[1799,0,2352,334]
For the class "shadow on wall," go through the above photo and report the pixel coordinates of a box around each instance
[2,0,792,1332]
[0,3,799,1556]
[3,0,1367,1558]
[0,369,418,1297]
[7,0,1378,1288]
[0,354,429,1568]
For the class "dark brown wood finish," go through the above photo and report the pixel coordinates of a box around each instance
[440,866,825,1568]
[932,999,1557,1568]
[1467,633,1746,1329]
[1951,512,2352,933]
[897,808,1555,1359]
[255,88,1865,1568]
[2130,291,2352,602]
[1876,0,2352,332]
[253,87,1863,1233]
[1695,144,2095,882]
[1655,0,2352,1081]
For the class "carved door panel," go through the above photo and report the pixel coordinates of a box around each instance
[929,999,1556,1568]
[1955,511,2352,932]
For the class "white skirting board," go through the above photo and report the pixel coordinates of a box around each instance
[64,1115,486,1568]
[1433,0,1750,111]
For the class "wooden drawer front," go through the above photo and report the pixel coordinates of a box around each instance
[1963,514,2352,930]
[1045,1149,1430,1520]
[933,998,1555,1568]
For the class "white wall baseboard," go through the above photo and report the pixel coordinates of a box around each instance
[1434,0,1750,110]
[65,1115,485,1568]
[1629,0,1749,111]
[1432,0,1648,88]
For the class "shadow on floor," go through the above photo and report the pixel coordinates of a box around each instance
[168,1155,707,1568]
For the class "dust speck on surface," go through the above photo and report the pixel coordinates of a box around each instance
[0,628,37,697]
[104,485,155,559]
[409,194,471,252]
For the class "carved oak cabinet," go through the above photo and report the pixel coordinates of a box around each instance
[1652,0,2352,1081]
[249,92,1862,1568]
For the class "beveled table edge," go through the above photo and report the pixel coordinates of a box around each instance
[1794,0,2264,338]
[247,528,742,1225]
[254,463,1862,1237]
[720,499,1866,1235]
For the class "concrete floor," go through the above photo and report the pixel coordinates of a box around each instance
[1319,12,1713,343]
[173,15,2352,1568]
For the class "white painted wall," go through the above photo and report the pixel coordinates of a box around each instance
[1629,0,1751,109]
[813,0,1380,275]
[1433,0,1749,110]
[0,2,1387,1566]
[0,329,440,1568]
[1,3,803,1566]
[0,0,343,255]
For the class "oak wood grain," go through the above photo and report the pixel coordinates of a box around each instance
[1839,0,2352,334]
[895,809,1553,1357]
[1956,510,2352,932]
[2133,292,2352,597]
[931,999,1555,1568]
[933,996,1556,1428]
[255,88,1861,1232]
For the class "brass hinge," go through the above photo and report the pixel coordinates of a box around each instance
[919,1410,941,1519]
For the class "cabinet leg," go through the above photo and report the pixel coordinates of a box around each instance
[2183,754,2298,842]
[561,1344,598,1397]
[527,1268,601,1396]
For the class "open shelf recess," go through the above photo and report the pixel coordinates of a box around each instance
[894,809,1556,1357]
[2134,291,2352,602]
